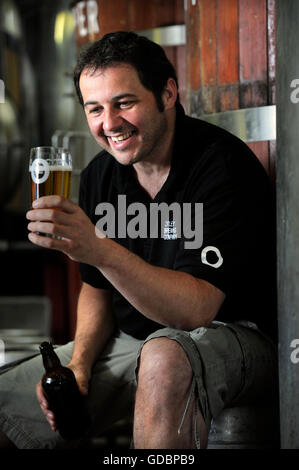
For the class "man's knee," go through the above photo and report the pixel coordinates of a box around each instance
[137,337,193,398]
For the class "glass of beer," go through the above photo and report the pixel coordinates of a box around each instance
[29,146,72,237]
[29,146,72,205]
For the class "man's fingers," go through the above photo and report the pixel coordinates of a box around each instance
[36,381,56,431]
[27,221,62,235]
[77,380,89,396]
[26,208,71,223]
[36,381,48,408]
[28,231,71,250]
[31,195,76,213]
[46,412,56,431]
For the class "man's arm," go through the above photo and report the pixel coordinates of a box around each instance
[36,281,115,431]
[94,237,225,331]
[68,282,115,387]
[27,197,225,331]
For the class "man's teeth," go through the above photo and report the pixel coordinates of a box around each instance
[111,131,133,142]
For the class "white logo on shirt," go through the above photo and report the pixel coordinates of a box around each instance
[201,246,223,269]
[95,196,203,249]
[163,220,178,240]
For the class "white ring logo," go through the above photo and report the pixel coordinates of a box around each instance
[30,158,50,184]
[201,246,223,269]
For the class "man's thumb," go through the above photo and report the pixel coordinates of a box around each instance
[77,380,88,395]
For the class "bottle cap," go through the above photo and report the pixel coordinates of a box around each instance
[39,341,54,353]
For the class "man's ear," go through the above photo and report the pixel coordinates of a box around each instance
[162,78,178,110]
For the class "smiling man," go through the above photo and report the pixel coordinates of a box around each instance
[81,65,174,168]
[0,32,278,449]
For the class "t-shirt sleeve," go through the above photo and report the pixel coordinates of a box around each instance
[173,142,269,296]
[78,170,113,290]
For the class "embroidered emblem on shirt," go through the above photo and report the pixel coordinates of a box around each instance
[163,220,178,240]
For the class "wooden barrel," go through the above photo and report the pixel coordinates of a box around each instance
[70,0,186,107]
[185,0,276,183]
[71,0,183,45]
[185,0,279,449]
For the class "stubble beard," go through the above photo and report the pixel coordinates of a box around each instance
[110,113,169,167]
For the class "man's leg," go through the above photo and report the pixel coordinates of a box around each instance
[133,322,278,450]
[0,331,141,448]
[133,337,208,449]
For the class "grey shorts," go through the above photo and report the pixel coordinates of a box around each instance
[0,321,277,449]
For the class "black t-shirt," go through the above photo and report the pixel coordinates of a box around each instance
[79,104,277,340]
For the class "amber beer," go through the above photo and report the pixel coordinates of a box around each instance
[29,147,72,205]
[31,165,72,202]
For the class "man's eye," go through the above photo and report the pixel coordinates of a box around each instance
[119,101,134,108]
[89,107,102,114]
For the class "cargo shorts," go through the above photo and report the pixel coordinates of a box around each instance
[0,321,278,449]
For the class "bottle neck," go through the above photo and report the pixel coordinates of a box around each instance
[42,352,61,371]
[40,343,61,371]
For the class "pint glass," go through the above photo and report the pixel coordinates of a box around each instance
[29,147,72,205]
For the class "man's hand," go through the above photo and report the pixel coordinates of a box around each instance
[36,362,90,432]
[26,196,104,264]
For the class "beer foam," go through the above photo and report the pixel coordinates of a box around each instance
[48,165,72,171]
[30,165,72,171]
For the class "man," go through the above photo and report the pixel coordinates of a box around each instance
[0,31,277,449]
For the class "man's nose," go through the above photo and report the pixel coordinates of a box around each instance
[102,108,122,133]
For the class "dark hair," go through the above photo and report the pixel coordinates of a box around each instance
[73,31,180,112]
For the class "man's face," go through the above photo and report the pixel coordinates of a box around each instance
[79,64,172,166]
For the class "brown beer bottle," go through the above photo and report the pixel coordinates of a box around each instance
[39,341,91,440]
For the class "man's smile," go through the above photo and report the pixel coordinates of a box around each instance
[110,130,135,142]
[105,130,137,150]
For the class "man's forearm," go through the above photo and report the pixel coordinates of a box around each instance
[26,197,224,330]
[94,238,225,330]
[70,283,115,371]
